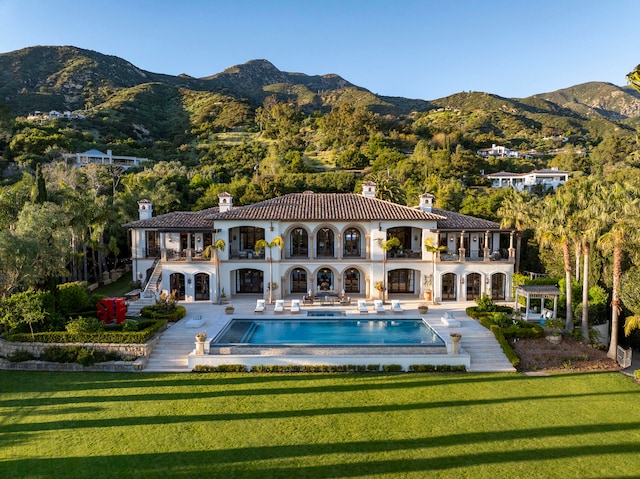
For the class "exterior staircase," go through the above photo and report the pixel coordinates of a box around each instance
[143,323,193,372]
[125,261,161,317]
[461,328,516,372]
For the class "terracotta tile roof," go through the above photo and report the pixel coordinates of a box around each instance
[123,194,503,231]
[207,192,446,221]
[123,207,219,229]
[432,208,501,230]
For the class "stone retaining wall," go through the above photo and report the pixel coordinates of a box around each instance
[0,358,146,372]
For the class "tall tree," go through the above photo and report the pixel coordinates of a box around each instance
[595,182,640,358]
[497,188,533,273]
[204,238,226,304]
[535,192,577,332]
[254,237,284,304]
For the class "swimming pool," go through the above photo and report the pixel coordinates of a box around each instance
[212,318,445,346]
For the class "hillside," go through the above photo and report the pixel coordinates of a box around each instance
[0,45,638,150]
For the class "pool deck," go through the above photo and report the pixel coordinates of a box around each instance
[142,298,516,373]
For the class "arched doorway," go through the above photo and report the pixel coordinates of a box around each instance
[194,273,210,301]
[442,273,457,301]
[388,269,415,293]
[492,273,506,300]
[170,273,185,300]
[343,268,360,293]
[316,268,334,291]
[290,268,307,293]
[466,273,481,300]
[236,269,263,293]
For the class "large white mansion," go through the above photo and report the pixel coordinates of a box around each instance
[125,183,516,303]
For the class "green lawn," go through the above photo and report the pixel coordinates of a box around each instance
[1,371,639,478]
[93,272,133,298]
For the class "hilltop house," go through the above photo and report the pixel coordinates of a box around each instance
[485,168,569,192]
[124,183,516,304]
[477,144,520,158]
[62,149,148,169]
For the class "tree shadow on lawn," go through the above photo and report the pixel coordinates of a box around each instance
[0,370,535,396]
[3,437,639,478]
[2,389,637,434]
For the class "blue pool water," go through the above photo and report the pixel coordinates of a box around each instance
[213,319,445,346]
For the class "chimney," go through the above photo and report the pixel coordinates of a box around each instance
[218,192,233,212]
[138,199,153,220]
[419,193,434,213]
[362,181,377,198]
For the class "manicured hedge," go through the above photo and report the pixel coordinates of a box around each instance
[465,306,514,319]
[140,305,187,322]
[6,319,167,343]
[469,310,544,368]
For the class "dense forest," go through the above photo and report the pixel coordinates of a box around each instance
[2,46,640,351]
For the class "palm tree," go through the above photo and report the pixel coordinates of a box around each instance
[374,236,401,303]
[204,238,226,304]
[423,237,446,302]
[255,236,284,304]
[497,188,533,273]
[596,182,640,358]
[535,193,576,332]
[571,177,606,344]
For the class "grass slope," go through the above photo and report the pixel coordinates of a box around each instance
[1,371,639,479]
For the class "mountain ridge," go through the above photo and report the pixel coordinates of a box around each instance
[0,45,638,130]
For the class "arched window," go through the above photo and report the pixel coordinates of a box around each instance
[343,228,361,256]
[290,228,308,257]
[291,268,307,293]
[492,273,506,300]
[170,273,185,301]
[441,273,457,301]
[343,268,360,293]
[466,273,481,300]
[194,273,210,301]
[316,228,334,257]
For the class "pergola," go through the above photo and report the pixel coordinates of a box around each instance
[514,285,562,321]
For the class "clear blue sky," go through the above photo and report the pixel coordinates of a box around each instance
[0,0,638,100]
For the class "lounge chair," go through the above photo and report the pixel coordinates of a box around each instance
[290,299,301,314]
[374,300,386,314]
[254,299,266,313]
[357,299,369,314]
[274,299,285,313]
[391,300,403,314]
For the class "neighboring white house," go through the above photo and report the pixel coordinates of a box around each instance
[484,168,569,192]
[62,149,148,169]
[124,184,517,304]
[477,144,520,158]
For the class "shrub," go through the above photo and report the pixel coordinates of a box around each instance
[39,345,121,365]
[6,349,36,362]
[7,319,166,344]
[475,294,497,312]
[140,304,186,322]
[65,316,104,334]
[382,364,403,372]
[57,282,91,315]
